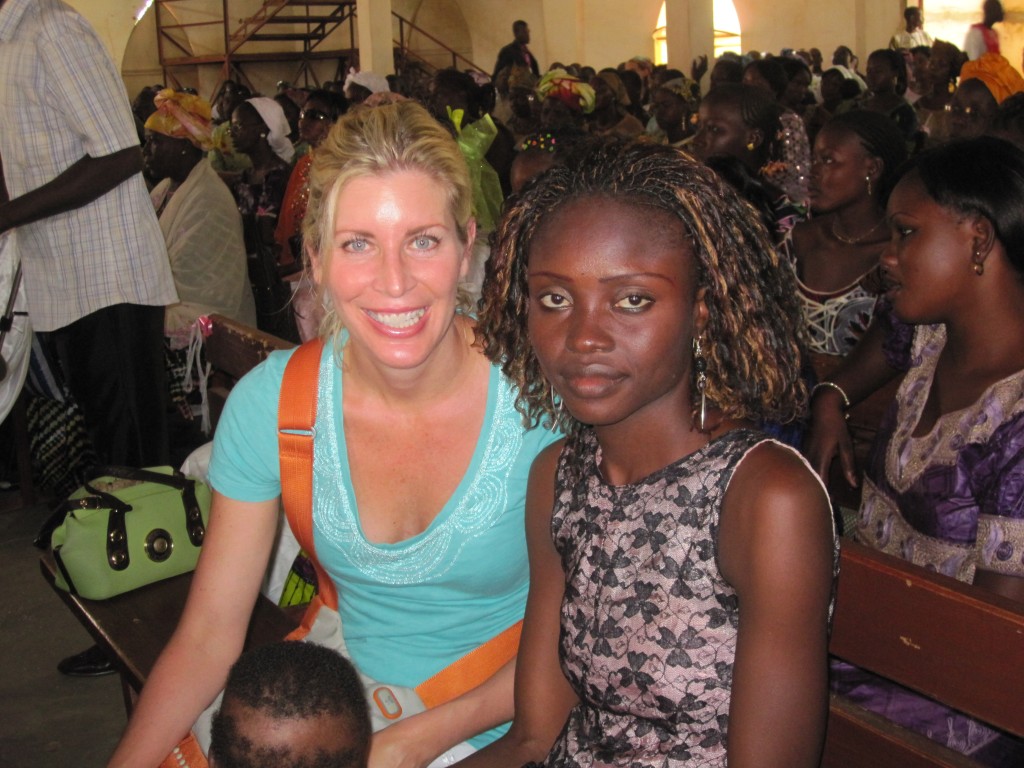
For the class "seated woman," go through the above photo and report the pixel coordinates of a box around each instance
[143,89,256,341]
[857,49,920,149]
[586,70,645,138]
[914,40,966,146]
[691,83,803,248]
[107,101,560,768]
[946,53,1024,141]
[228,97,295,338]
[458,140,837,768]
[742,58,813,206]
[808,136,1024,765]
[791,111,906,360]
[649,77,699,148]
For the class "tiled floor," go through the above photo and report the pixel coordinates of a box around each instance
[0,491,125,767]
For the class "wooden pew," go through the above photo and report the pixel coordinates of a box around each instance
[40,315,298,714]
[823,540,1024,767]
[203,312,295,430]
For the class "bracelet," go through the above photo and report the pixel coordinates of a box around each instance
[811,381,851,415]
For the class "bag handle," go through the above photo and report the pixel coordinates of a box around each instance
[90,466,206,547]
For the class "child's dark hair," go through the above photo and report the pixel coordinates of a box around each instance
[210,641,370,768]
[478,139,806,433]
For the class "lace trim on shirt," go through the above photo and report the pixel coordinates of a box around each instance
[856,476,977,582]
[885,324,1024,495]
[977,515,1024,576]
[797,276,876,356]
[313,349,524,585]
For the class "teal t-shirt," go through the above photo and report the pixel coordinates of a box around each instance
[208,341,558,747]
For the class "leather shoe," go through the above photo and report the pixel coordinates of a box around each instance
[57,645,115,677]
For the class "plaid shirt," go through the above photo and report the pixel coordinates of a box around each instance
[0,0,176,331]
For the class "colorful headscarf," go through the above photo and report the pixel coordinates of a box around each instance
[658,77,700,112]
[595,71,631,107]
[959,53,1024,104]
[144,89,214,150]
[536,70,596,114]
[246,97,295,163]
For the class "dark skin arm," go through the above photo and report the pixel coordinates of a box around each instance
[804,317,901,485]
[718,443,835,767]
[0,146,143,235]
[455,442,579,768]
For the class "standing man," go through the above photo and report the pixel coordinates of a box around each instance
[890,6,933,51]
[965,0,1004,60]
[0,0,177,470]
[0,0,178,675]
[493,20,540,80]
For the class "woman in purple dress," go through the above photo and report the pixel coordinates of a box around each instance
[807,136,1024,765]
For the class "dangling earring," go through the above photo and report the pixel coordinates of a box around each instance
[865,175,873,197]
[948,80,956,94]
[972,249,986,276]
[549,386,564,417]
[692,337,709,434]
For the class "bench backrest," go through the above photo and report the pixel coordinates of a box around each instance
[822,540,1024,767]
[204,313,295,430]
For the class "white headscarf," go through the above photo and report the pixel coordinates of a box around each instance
[246,97,295,163]
[343,69,391,95]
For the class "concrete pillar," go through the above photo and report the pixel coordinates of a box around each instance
[665,0,714,74]
[356,0,394,75]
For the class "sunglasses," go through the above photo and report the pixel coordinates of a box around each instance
[300,108,329,121]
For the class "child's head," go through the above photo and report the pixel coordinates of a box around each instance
[479,139,806,434]
[209,641,370,768]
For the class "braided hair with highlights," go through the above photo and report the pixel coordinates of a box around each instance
[478,139,806,434]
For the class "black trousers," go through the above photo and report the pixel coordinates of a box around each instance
[40,303,169,468]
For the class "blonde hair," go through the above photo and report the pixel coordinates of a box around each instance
[302,101,474,339]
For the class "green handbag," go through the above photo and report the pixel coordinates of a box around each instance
[50,466,212,600]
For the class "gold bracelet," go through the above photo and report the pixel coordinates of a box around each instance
[811,381,851,414]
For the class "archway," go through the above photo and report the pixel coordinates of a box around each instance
[654,0,742,65]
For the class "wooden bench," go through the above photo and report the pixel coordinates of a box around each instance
[41,314,297,714]
[822,540,1024,767]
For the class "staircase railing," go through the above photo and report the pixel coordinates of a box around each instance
[393,12,485,75]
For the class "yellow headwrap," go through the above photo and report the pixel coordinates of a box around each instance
[536,70,596,114]
[144,89,214,150]
[959,53,1024,104]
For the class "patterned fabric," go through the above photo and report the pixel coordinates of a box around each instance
[0,0,177,332]
[857,323,1024,580]
[832,322,1024,764]
[543,428,775,767]
[796,269,878,356]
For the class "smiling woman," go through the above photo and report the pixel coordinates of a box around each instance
[107,101,561,768]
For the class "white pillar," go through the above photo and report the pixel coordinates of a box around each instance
[356,0,394,75]
[665,0,714,75]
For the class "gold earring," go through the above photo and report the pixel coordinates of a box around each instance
[866,175,873,197]
[972,249,985,276]
[746,140,756,151]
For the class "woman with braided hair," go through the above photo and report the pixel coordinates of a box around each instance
[455,139,837,768]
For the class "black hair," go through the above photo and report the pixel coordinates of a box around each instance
[432,67,494,122]
[744,58,788,99]
[710,57,744,86]
[481,139,807,432]
[209,641,370,768]
[304,89,349,121]
[868,48,908,95]
[701,83,784,165]
[895,136,1024,278]
[820,110,908,199]
[778,56,811,82]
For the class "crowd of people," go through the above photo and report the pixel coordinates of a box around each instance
[2,2,1023,767]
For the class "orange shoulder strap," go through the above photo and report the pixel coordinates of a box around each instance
[278,338,338,610]
[278,337,522,707]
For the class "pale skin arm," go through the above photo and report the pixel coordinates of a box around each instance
[107,492,281,768]
[0,147,143,235]
[804,317,901,486]
[367,659,517,768]
[455,442,579,768]
[718,444,836,767]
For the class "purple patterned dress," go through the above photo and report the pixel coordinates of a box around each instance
[537,428,804,767]
[831,321,1024,765]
